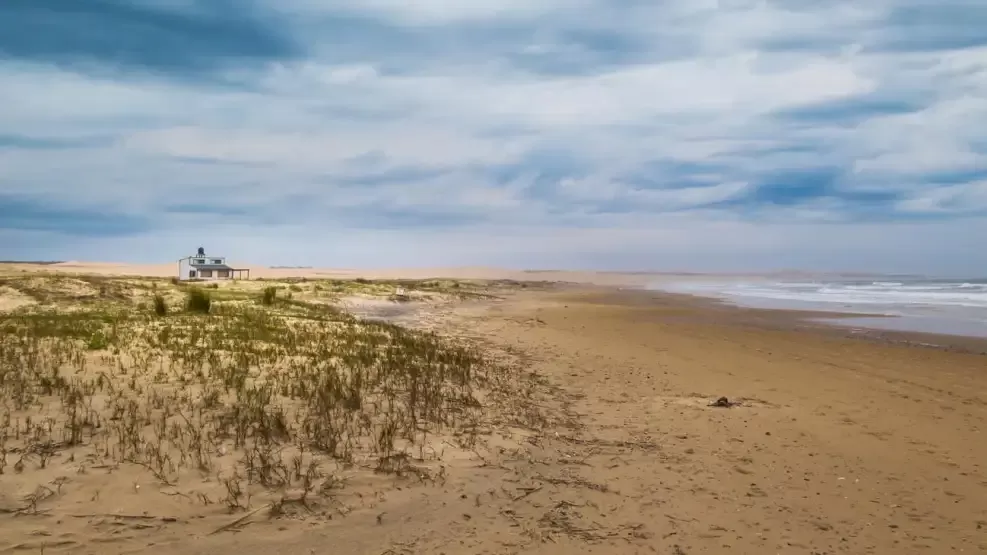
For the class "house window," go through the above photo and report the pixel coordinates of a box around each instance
[189,270,196,278]
[211,259,223,265]
[217,270,230,278]
[193,259,206,265]
[199,270,213,278]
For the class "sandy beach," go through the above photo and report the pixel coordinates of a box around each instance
[448,286,987,554]
[1,264,985,554]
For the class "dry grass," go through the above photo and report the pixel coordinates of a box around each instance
[0,274,522,520]
[254,277,500,302]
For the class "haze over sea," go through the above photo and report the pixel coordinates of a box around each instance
[651,277,987,338]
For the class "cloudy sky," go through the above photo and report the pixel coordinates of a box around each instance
[1,0,985,274]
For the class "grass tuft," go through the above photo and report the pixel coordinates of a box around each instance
[261,286,277,306]
[153,294,168,316]
[186,287,212,313]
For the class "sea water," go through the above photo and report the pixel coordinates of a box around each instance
[650,277,987,338]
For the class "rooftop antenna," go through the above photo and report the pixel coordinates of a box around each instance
[197,247,205,256]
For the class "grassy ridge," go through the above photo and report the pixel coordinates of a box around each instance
[0,275,508,514]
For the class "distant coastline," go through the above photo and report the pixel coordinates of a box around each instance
[649,276,987,339]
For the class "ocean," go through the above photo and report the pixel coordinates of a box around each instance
[649,277,987,338]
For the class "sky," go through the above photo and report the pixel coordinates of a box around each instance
[1,0,986,275]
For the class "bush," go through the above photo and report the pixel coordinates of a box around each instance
[261,286,277,306]
[87,330,110,350]
[153,294,167,316]
[186,288,212,314]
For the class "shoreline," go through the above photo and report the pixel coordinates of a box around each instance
[643,274,987,340]
[349,281,987,356]
[633,284,987,353]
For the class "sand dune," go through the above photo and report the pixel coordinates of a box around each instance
[4,260,661,286]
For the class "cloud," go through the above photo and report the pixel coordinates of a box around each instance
[0,0,300,76]
[896,180,987,214]
[0,0,985,274]
[313,0,575,24]
[0,194,151,237]
[0,133,114,150]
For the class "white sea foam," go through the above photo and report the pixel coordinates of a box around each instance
[664,280,987,309]
[649,278,987,338]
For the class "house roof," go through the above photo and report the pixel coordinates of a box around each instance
[192,264,234,271]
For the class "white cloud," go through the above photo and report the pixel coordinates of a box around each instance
[372,54,872,129]
[897,180,987,213]
[280,0,581,24]
[557,176,751,210]
[851,95,987,178]
[122,125,530,168]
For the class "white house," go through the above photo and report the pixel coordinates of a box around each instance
[177,248,249,281]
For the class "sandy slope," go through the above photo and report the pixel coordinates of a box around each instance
[0,286,35,312]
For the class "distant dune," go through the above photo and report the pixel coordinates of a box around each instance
[4,261,850,286]
[0,260,668,286]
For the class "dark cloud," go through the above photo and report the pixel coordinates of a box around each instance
[0,133,115,150]
[0,0,302,76]
[772,94,924,126]
[0,194,152,236]
[875,3,987,52]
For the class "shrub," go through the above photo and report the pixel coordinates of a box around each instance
[153,294,168,316]
[186,288,212,314]
[87,330,110,350]
[261,286,277,306]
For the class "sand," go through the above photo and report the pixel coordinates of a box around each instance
[440,287,987,554]
[1,264,986,554]
[2,261,662,286]
[0,285,35,312]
